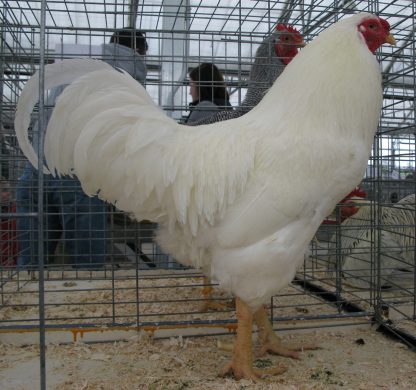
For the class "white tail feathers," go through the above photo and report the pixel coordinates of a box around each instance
[14,57,254,235]
[14,59,114,174]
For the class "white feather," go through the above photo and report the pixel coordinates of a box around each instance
[14,59,113,174]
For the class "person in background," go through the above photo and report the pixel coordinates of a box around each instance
[1,177,17,267]
[103,28,148,84]
[16,29,148,269]
[185,62,233,124]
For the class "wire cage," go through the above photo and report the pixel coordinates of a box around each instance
[0,0,415,387]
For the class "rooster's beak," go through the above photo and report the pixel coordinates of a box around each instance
[385,33,396,46]
[297,40,306,48]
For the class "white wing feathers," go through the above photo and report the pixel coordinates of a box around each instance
[16,59,255,236]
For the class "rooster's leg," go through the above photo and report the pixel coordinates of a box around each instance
[220,298,286,380]
[200,276,233,312]
[254,305,318,359]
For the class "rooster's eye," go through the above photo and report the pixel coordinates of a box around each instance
[368,23,376,29]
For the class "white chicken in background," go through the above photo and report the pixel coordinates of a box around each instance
[327,193,415,289]
[15,13,395,380]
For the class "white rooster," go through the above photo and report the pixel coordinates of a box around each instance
[15,13,395,380]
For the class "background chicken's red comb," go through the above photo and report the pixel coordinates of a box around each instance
[275,24,300,35]
[348,187,367,198]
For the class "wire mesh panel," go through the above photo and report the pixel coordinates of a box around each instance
[0,1,415,387]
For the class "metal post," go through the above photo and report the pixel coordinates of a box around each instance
[38,1,47,389]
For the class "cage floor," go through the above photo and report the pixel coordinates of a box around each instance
[0,268,361,346]
[0,269,234,326]
[0,326,415,389]
[301,259,415,321]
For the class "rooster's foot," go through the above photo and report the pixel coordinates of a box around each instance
[254,305,319,359]
[201,279,234,312]
[220,360,286,380]
[257,336,318,359]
